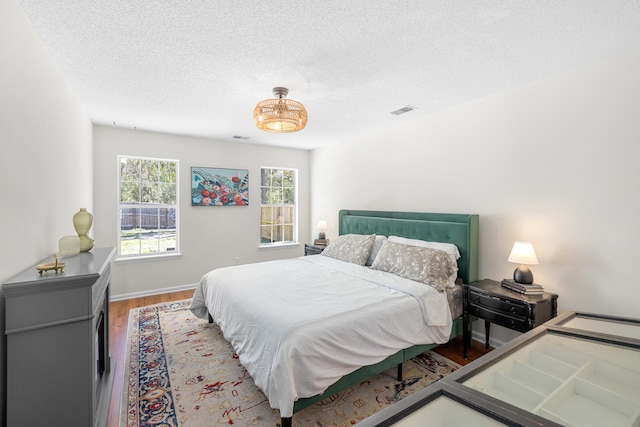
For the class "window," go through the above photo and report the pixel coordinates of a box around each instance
[260,167,297,246]
[117,156,179,258]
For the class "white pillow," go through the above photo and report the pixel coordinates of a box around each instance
[321,234,376,266]
[371,240,458,291]
[366,235,387,266]
[388,236,460,264]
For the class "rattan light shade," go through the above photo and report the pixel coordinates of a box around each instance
[254,87,307,132]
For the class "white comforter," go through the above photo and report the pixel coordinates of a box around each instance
[189,255,453,418]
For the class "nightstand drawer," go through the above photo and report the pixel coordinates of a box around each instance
[469,305,530,332]
[468,290,529,318]
[304,244,325,255]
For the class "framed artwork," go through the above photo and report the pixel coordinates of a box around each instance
[191,167,249,206]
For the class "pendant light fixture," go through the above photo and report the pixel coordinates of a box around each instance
[254,87,308,132]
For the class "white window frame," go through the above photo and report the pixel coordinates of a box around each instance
[259,166,298,247]
[116,155,180,260]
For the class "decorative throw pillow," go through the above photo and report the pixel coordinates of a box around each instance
[371,240,458,291]
[321,234,376,266]
[366,235,388,266]
[388,235,460,264]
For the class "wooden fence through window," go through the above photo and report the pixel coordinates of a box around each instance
[121,208,176,230]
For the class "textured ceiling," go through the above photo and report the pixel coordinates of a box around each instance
[18,1,640,150]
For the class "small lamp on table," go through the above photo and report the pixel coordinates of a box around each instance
[507,241,539,284]
[314,220,329,247]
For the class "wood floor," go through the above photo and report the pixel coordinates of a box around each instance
[107,290,492,426]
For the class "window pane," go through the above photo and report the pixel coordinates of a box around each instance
[267,188,282,205]
[159,161,176,182]
[120,182,139,203]
[281,206,294,223]
[141,208,159,229]
[141,160,157,181]
[120,229,142,255]
[260,225,273,244]
[120,207,141,255]
[271,170,283,188]
[260,206,272,226]
[282,225,294,242]
[272,225,283,243]
[163,207,177,230]
[159,229,177,252]
[141,183,154,203]
[283,170,294,187]
[121,158,141,181]
[283,187,294,204]
[150,184,161,204]
[155,183,176,204]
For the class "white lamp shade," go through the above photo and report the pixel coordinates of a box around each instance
[317,220,327,231]
[508,242,539,265]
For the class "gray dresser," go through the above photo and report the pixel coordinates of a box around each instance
[3,247,115,427]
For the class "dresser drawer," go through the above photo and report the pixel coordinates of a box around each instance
[469,304,530,332]
[468,290,529,318]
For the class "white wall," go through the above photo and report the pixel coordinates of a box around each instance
[0,0,94,422]
[93,126,310,298]
[310,50,640,344]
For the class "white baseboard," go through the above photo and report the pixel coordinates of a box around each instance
[110,283,197,302]
[470,328,509,349]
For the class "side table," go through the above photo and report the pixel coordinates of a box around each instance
[463,278,558,358]
[304,243,326,255]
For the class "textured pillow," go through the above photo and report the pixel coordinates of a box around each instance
[388,236,461,264]
[371,240,458,291]
[366,235,387,266]
[321,234,376,266]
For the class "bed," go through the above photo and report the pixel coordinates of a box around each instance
[190,210,479,426]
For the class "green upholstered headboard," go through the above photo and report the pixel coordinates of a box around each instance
[338,210,479,284]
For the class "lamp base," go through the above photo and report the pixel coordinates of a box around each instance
[314,239,329,247]
[513,265,534,284]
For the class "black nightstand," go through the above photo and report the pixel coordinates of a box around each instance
[304,244,326,255]
[463,278,558,358]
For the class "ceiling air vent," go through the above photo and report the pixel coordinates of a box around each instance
[390,106,417,116]
[232,135,250,140]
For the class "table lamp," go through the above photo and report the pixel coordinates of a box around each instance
[508,242,539,284]
[317,220,327,239]
[314,220,328,246]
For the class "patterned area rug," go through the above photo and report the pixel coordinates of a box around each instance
[120,299,461,427]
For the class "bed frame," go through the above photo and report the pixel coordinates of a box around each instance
[281,210,479,427]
